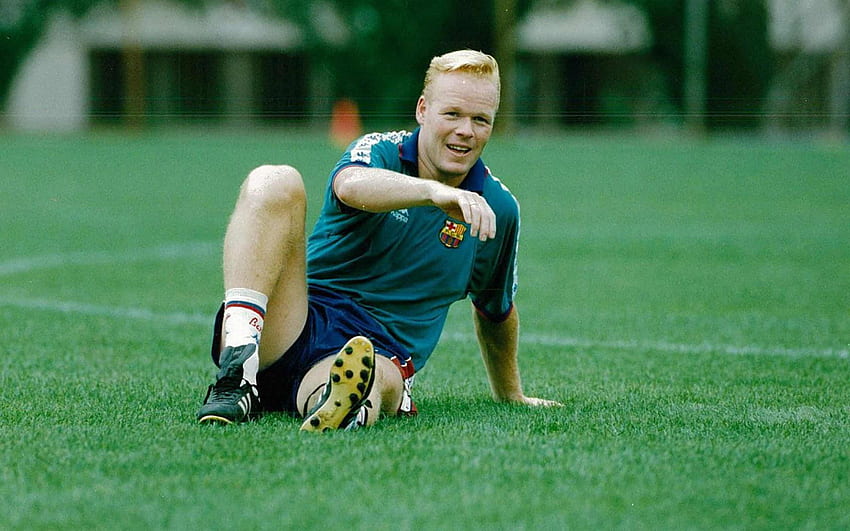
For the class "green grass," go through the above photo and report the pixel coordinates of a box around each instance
[1,130,848,529]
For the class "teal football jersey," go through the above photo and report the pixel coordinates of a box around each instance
[307,129,519,370]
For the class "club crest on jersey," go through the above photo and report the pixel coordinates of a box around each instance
[439,219,467,248]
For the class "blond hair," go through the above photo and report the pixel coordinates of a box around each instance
[422,50,501,107]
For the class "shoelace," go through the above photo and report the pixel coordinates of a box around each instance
[209,374,248,402]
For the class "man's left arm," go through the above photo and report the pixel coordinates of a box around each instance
[472,305,563,407]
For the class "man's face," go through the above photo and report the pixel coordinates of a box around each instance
[415,72,499,186]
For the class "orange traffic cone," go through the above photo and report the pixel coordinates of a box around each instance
[329,99,363,149]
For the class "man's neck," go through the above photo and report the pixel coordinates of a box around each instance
[418,161,466,188]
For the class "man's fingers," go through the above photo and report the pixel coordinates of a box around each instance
[434,187,496,241]
[467,200,483,239]
[523,396,565,408]
[480,202,496,241]
[461,194,495,241]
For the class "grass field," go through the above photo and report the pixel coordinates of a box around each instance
[1,130,848,529]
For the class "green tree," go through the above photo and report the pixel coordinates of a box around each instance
[629,0,772,128]
[1,0,773,130]
[271,0,533,126]
[2,0,531,125]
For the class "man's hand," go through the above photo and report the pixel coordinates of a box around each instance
[474,306,564,408]
[430,185,496,242]
[507,395,564,408]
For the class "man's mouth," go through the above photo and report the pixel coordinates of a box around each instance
[447,144,472,155]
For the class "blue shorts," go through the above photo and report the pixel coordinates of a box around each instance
[210,284,414,415]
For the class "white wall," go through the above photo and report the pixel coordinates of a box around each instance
[6,11,89,131]
[4,0,304,132]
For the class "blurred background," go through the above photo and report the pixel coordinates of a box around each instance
[1,0,848,139]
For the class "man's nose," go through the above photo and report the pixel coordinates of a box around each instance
[455,117,473,136]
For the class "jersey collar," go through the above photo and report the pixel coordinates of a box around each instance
[400,128,487,193]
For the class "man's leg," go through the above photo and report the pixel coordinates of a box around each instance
[297,337,404,431]
[198,165,310,424]
[222,165,309,365]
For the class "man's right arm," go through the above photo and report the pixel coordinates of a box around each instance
[333,166,496,241]
[334,166,436,213]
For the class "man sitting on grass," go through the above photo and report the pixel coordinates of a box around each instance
[197,49,562,431]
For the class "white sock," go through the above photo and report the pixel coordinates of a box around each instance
[223,288,268,386]
[240,345,260,388]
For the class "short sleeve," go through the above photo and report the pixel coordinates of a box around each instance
[470,188,520,322]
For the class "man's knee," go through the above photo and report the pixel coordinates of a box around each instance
[240,165,306,211]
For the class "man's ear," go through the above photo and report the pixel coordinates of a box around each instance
[415,96,426,126]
